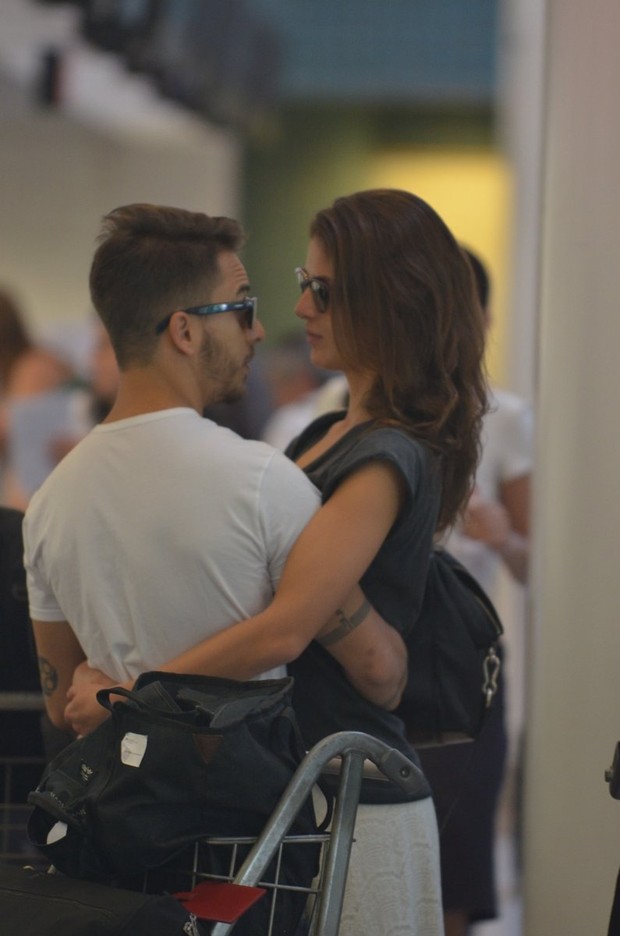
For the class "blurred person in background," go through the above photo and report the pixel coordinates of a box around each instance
[83,317,120,425]
[47,318,120,466]
[2,315,119,510]
[261,329,330,449]
[418,247,532,936]
[0,288,73,402]
[0,288,74,507]
[202,346,272,439]
[443,250,530,590]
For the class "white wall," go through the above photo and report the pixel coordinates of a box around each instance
[516,0,620,932]
[498,0,547,403]
[0,78,241,362]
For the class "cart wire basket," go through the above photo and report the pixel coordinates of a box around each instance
[0,692,47,869]
[146,730,429,936]
[0,711,429,935]
[0,754,48,868]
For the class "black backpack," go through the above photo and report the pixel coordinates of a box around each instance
[395,547,503,746]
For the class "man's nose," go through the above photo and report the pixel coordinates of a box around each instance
[251,317,266,342]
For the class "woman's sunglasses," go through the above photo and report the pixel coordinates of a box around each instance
[295,267,330,314]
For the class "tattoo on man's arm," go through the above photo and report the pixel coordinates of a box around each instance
[317,598,371,647]
[38,656,58,697]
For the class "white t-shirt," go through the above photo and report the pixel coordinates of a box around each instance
[445,387,534,593]
[23,408,320,682]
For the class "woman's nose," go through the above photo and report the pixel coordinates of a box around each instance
[294,288,314,320]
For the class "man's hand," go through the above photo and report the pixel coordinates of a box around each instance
[460,485,529,584]
[461,490,511,549]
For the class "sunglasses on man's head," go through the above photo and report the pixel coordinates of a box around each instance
[155,297,257,335]
[295,267,330,314]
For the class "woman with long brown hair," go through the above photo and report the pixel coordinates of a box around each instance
[281,189,488,933]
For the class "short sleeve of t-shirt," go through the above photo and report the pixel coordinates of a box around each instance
[23,516,64,621]
[258,448,321,589]
[477,390,534,500]
[494,394,533,483]
[319,426,432,516]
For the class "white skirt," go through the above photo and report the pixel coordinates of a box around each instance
[316,792,444,936]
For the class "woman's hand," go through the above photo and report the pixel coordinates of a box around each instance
[64,662,119,736]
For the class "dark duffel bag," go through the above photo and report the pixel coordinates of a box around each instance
[27,672,321,936]
[0,865,205,936]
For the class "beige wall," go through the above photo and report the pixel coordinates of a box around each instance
[0,85,241,355]
[513,0,620,932]
[368,148,513,389]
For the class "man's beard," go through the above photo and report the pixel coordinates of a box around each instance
[200,329,248,404]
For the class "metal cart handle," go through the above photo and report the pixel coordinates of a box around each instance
[211,730,430,936]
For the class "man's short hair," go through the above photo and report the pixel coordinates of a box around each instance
[89,204,244,368]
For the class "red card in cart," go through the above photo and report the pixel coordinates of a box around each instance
[173,880,267,922]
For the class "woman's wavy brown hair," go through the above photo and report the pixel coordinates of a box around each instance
[310,189,488,531]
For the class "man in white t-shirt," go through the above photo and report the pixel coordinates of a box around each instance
[24,203,406,736]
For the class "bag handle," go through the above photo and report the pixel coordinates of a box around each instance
[96,684,187,721]
[96,680,295,729]
[97,685,135,711]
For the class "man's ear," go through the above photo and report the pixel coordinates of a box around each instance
[167,311,196,355]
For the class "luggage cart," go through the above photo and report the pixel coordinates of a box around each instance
[0,692,47,868]
[159,730,429,936]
